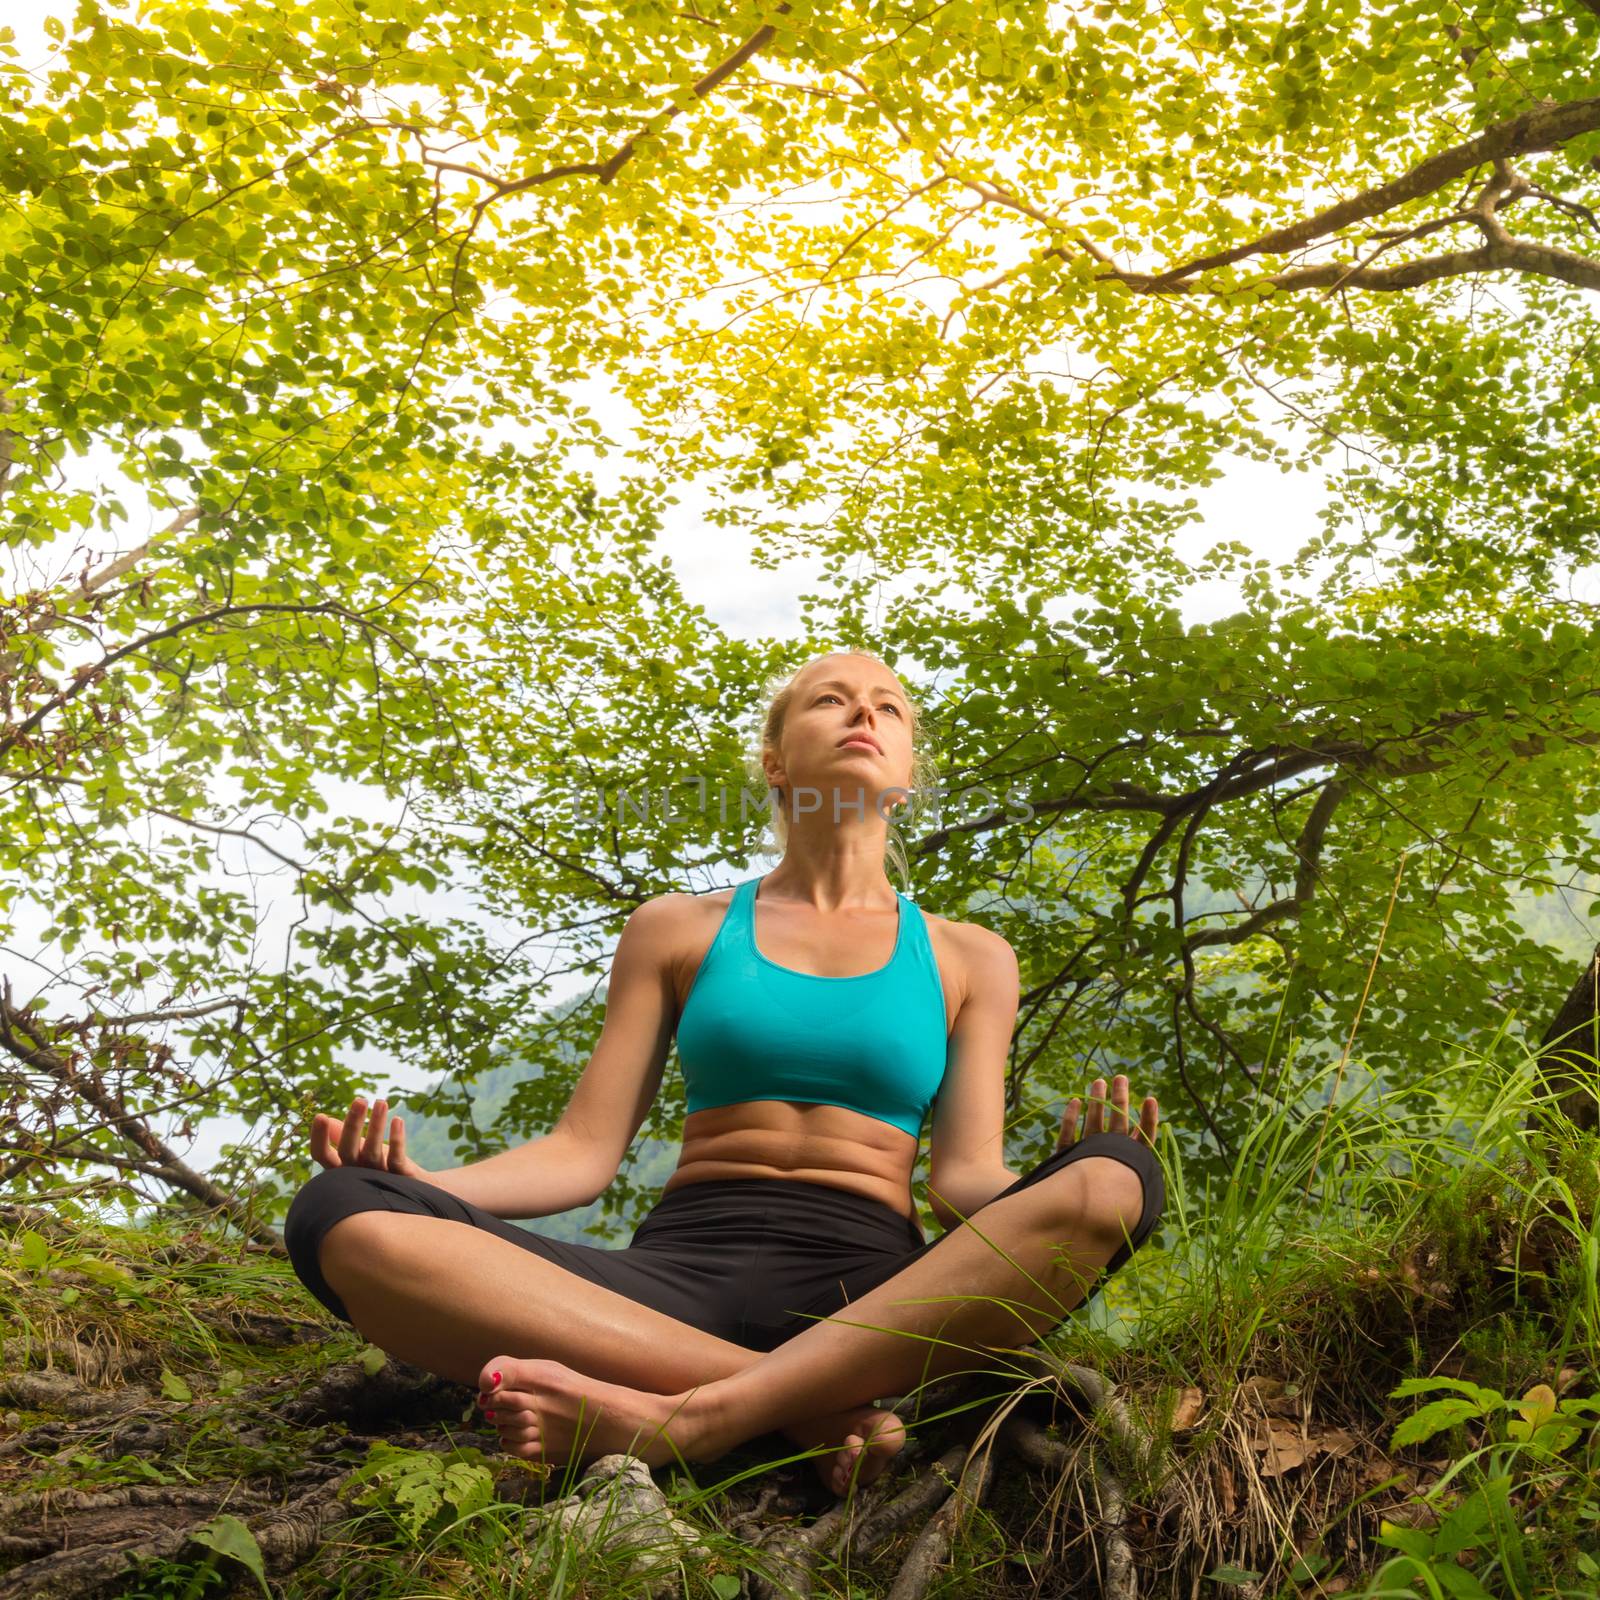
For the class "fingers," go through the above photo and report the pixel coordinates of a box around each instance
[338,1097,367,1165]
[362,1099,388,1166]
[1138,1095,1160,1146]
[388,1115,406,1171]
[1084,1076,1110,1136]
[1068,1077,1157,1146]
[309,1114,340,1168]
[1058,1096,1081,1149]
[333,1095,396,1168]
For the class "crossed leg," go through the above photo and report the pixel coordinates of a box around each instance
[315,1207,908,1495]
[473,1152,1150,1476]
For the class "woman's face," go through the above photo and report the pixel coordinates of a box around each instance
[767,656,915,819]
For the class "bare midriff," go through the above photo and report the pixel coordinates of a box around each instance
[662,1100,922,1222]
[661,887,963,1226]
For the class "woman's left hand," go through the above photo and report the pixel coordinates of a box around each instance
[1058,1073,1159,1149]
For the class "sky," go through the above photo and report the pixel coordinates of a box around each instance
[4,0,1333,1201]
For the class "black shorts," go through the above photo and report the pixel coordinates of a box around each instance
[282,1129,1164,1353]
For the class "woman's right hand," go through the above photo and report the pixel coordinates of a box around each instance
[310,1094,430,1179]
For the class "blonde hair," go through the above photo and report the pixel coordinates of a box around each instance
[743,651,939,891]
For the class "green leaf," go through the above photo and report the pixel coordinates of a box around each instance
[345,1442,495,1539]
[189,1512,271,1598]
[1288,1550,1328,1582]
[1375,1521,1435,1561]
[1390,1397,1482,1449]
[1431,1563,1496,1600]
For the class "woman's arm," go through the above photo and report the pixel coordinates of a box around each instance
[328,900,680,1220]
[309,1094,612,1219]
[433,896,684,1219]
[421,1126,615,1220]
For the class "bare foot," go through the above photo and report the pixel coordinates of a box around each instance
[781,1404,907,1497]
[473,1356,906,1495]
[475,1354,708,1470]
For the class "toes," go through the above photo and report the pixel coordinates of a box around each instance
[481,1391,536,1434]
[497,1424,541,1457]
[873,1419,907,1452]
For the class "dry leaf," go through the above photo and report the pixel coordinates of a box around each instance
[1239,1376,1286,1406]
[1171,1386,1205,1431]
[1240,1375,1302,1418]
[1254,1416,1310,1476]
[1316,1427,1358,1459]
[1213,1461,1237,1517]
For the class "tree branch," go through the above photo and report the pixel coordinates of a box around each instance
[389,2,792,210]
[0,977,282,1249]
[1528,943,1600,1133]
[1185,777,1349,951]
[1136,97,1600,288]
[968,94,1600,298]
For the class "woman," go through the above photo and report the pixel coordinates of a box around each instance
[283,650,1164,1497]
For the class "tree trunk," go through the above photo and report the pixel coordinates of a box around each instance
[1529,942,1600,1134]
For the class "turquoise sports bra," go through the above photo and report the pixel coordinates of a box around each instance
[675,873,951,1140]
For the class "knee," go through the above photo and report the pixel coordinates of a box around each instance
[1042,1157,1149,1248]
[283,1166,400,1282]
[321,1208,411,1277]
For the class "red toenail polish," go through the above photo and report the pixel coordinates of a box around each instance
[492,1371,502,1387]
[484,1409,495,1418]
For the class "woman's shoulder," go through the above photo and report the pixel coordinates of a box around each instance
[918,907,1017,975]
[919,903,1012,945]
[633,884,737,921]
[627,885,741,948]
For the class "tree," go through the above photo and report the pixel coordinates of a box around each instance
[2,0,1597,1218]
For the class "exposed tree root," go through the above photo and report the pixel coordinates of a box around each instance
[882,1413,1000,1600]
[1011,1363,1145,1600]
[0,1304,1168,1600]
[745,1493,855,1600]
[742,1454,924,1600]
[0,1206,75,1241]
[845,1439,972,1564]
[0,1479,280,1585]
[0,1327,153,1388]
[0,1366,153,1421]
